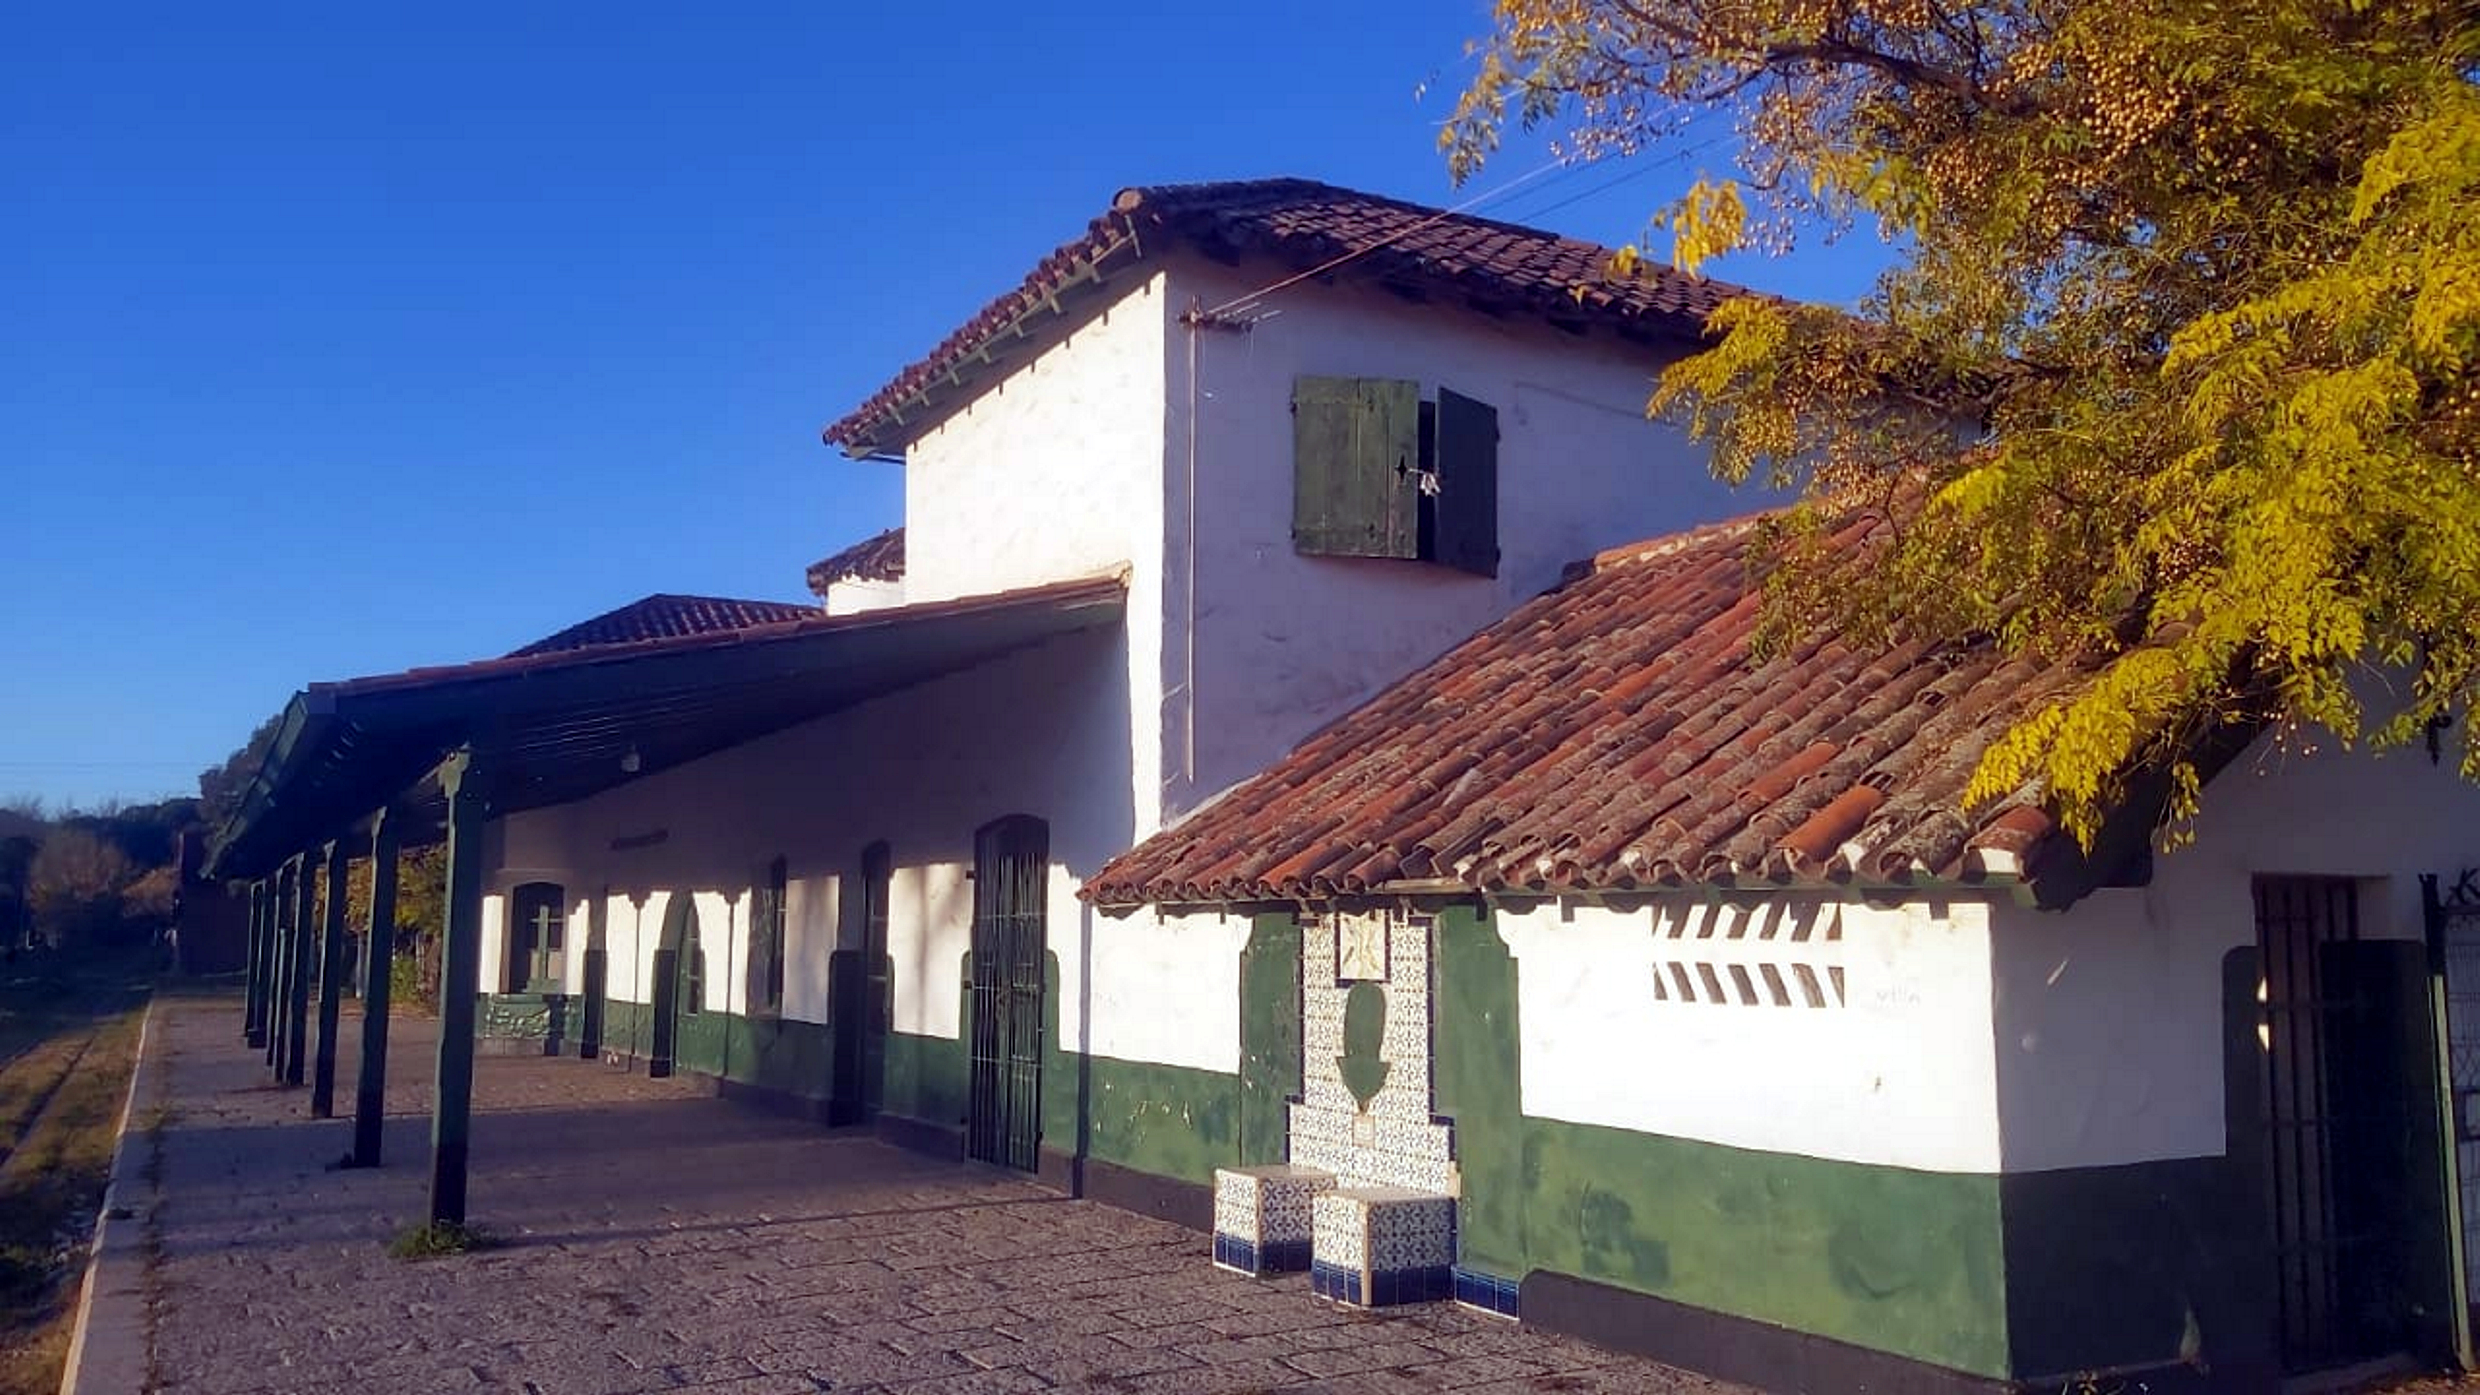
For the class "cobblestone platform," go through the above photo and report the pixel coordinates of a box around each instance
[121,995,1744,1395]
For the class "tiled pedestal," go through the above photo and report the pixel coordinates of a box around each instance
[1212,1164,1336,1275]
[1309,1186,1455,1307]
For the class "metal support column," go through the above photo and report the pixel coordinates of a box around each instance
[243,880,269,1048]
[267,861,294,1073]
[431,751,489,1226]
[284,848,317,1087]
[351,808,399,1168]
[311,842,350,1117]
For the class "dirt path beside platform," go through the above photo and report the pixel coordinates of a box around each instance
[0,951,154,1395]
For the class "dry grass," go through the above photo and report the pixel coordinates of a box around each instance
[0,951,154,1395]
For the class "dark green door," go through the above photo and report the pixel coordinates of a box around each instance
[649,895,701,1079]
[967,817,1045,1172]
[649,947,678,1078]
[832,843,894,1123]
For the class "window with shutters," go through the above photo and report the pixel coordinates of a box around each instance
[747,856,787,1017]
[1292,376,1498,577]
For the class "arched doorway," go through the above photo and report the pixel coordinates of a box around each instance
[648,894,704,1079]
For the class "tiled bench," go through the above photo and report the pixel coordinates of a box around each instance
[1212,1163,1336,1276]
[1309,1185,1455,1308]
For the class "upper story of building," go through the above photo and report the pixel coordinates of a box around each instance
[814,178,1775,823]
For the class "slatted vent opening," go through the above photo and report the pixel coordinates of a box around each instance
[1649,901,1847,1008]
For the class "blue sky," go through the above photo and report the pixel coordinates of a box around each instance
[0,2,1893,811]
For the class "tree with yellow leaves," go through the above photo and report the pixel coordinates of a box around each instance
[1450,0,2480,844]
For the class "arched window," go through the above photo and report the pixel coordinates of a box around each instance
[506,882,566,993]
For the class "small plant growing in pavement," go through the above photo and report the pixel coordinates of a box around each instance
[387,1220,491,1259]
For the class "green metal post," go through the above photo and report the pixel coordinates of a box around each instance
[351,808,399,1168]
[431,751,489,1226]
[2424,874,2478,1370]
[266,861,293,1073]
[311,841,350,1117]
[243,880,268,1048]
[284,848,317,1087]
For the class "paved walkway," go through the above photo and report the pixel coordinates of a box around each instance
[118,993,1742,1395]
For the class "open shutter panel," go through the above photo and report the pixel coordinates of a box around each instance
[1433,386,1500,577]
[1292,376,1419,559]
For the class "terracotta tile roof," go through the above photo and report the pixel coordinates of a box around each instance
[507,594,820,659]
[824,178,1760,456]
[1085,512,2113,907]
[806,527,906,598]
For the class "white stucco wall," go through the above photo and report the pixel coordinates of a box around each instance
[1991,724,2480,1174]
[1077,908,1250,1071]
[903,272,1172,844]
[479,621,1241,1073]
[1499,896,2006,1172]
[1159,255,1757,819]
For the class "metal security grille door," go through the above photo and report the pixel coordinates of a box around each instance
[2435,873,2480,1332]
[967,817,1046,1171]
[2255,875,2382,1372]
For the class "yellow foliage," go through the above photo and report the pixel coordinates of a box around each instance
[1451,0,2480,846]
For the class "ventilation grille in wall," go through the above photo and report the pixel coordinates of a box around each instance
[1649,901,1846,1008]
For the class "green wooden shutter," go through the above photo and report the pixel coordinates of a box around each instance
[1433,386,1500,577]
[1292,376,1419,559]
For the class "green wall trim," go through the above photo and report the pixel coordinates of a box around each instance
[1431,905,1525,1276]
[1238,914,1303,1167]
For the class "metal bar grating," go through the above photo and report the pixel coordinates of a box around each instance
[968,818,1047,1172]
[2254,874,2362,1373]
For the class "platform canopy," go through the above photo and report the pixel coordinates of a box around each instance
[208,573,1126,879]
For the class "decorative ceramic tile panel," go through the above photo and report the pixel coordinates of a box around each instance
[1452,1267,1522,1318]
[1288,912,1457,1197]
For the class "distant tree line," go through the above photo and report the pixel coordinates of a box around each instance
[0,795,197,953]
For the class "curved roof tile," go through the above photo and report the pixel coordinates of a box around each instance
[1084,511,2109,907]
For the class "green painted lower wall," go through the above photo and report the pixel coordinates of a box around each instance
[1520,1116,2008,1376]
[571,996,839,1104]
[883,1028,968,1128]
[1064,1054,1240,1185]
[1430,907,2012,1379]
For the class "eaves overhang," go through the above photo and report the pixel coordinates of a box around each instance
[207,573,1128,880]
